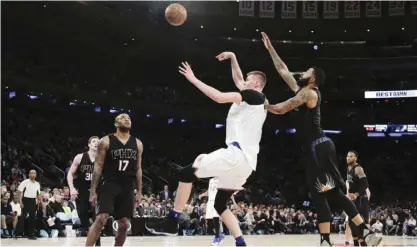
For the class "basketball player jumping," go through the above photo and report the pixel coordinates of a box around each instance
[199,177,224,246]
[261,32,381,246]
[146,57,267,247]
[85,113,143,247]
[67,136,101,244]
[346,151,372,246]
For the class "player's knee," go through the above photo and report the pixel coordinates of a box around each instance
[214,190,233,215]
[96,213,109,226]
[178,164,197,183]
[118,218,129,231]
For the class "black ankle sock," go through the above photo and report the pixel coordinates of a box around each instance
[213,217,220,238]
[359,240,367,246]
[353,240,359,246]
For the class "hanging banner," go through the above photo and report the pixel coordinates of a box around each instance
[259,1,275,18]
[302,1,318,19]
[344,1,360,18]
[412,2,417,15]
[323,1,339,19]
[389,1,404,16]
[238,1,255,17]
[281,1,297,19]
[366,1,381,17]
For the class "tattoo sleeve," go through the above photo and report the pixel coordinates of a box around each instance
[91,138,107,193]
[136,140,143,194]
[266,90,309,114]
[267,47,298,91]
[355,166,367,179]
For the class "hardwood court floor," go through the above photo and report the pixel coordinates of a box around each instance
[2,234,416,246]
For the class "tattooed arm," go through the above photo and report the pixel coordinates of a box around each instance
[90,136,109,203]
[265,88,317,115]
[261,32,299,93]
[354,166,369,198]
[136,139,143,202]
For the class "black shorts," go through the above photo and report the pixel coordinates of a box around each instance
[304,137,344,192]
[96,180,135,220]
[76,187,92,213]
[353,195,370,224]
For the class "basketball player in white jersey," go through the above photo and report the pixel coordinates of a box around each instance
[199,178,224,246]
[146,55,267,247]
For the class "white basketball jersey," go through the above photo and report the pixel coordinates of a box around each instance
[208,178,219,203]
[225,101,267,171]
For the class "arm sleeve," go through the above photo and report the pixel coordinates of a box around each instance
[240,90,265,105]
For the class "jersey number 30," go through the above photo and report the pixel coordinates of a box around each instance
[119,160,129,171]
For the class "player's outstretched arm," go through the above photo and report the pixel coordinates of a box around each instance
[179,61,243,104]
[265,88,316,114]
[216,51,245,90]
[90,137,108,198]
[261,32,299,93]
[67,153,83,197]
[136,139,143,202]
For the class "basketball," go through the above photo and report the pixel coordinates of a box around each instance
[165,3,187,26]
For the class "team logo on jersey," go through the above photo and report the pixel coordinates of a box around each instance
[315,174,335,193]
[80,164,94,173]
[110,149,137,160]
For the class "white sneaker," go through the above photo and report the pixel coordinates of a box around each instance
[365,232,382,246]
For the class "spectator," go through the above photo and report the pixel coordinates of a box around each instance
[159,185,172,201]
[372,219,384,233]
[36,197,65,237]
[1,194,13,238]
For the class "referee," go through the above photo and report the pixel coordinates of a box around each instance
[15,170,40,240]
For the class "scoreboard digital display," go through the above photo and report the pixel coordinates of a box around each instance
[364,124,417,137]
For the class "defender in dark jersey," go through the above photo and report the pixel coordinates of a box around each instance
[67,136,99,238]
[261,32,381,246]
[85,113,143,247]
[346,151,371,246]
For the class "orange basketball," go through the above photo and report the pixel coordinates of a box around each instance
[165,3,187,26]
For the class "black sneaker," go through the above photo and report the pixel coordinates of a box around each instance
[145,218,178,236]
[235,242,247,246]
[28,236,37,240]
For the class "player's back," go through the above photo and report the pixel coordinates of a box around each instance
[294,87,325,148]
[102,134,138,183]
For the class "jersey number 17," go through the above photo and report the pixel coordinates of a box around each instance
[119,160,129,171]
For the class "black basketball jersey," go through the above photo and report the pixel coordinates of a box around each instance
[102,134,138,183]
[74,152,95,188]
[295,88,325,149]
[347,164,365,195]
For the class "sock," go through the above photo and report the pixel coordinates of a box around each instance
[95,236,101,246]
[235,236,245,245]
[169,210,181,221]
[213,217,220,238]
[320,233,330,244]
[353,240,359,246]
[345,241,350,246]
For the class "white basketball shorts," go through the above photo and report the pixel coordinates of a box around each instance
[192,145,253,190]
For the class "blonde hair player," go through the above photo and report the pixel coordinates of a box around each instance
[146,53,267,247]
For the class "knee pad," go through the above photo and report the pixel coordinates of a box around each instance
[213,190,234,216]
[178,164,197,183]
